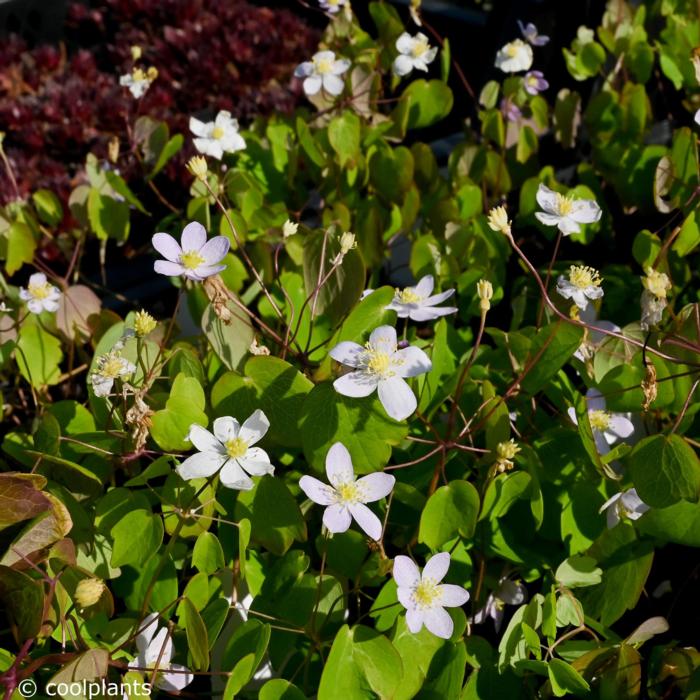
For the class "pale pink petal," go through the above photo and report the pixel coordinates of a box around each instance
[294,61,314,78]
[405,607,424,633]
[393,555,420,588]
[299,475,337,506]
[199,236,230,265]
[177,452,225,481]
[329,341,365,368]
[585,388,606,412]
[187,264,226,279]
[181,222,207,251]
[393,347,432,378]
[397,586,415,611]
[238,409,270,445]
[325,442,355,487]
[423,606,453,639]
[237,447,273,476]
[219,460,254,490]
[154,260,185,277]
[322,503,352,533]
[438,583,470,607]
[355,472,395,502]
[422,552,451,583]
[377,376,416,421]
[152,232,182,262]
[348,502,383,540]
[187,424,222,453]
[333,371,379,398]
[213,416,240,443]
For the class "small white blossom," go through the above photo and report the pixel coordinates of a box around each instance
[129,613,192,692]
[178,410,273,491]
[495,39,533,73]
[394,552,469,639]
[535,183,602,235]
[294,51,351,97]
[189,110,246,160]
[393,32,438,77]
[330,325,432,421]
[523,70,549,95]
[487,206,511,235]
[152,222,229,281]
[556,265,604,311]
[19,273,61,314]
[119,67,157,98]
[299,442,395,540]
[385,275,457,322]
[282,220,299,238]
[574,305,620,362]
[518,20,550,46]
[600,488,649,528]
[90,351,136,397]
[567,388,634,455]
[472,576,527,632]
[319,0,348,12]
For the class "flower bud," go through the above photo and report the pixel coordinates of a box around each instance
[477,279,493,312]
[146,66,158,81]
[134,310,157,337]
[642,267,671,299]
[75,578,105,608]
[339,231,357,255]
[282,220,299,238]
[130,45,142,61]
[495,439,520,473]
[187,156,208,181]
[487,206,510,235]
[108,136,120,164]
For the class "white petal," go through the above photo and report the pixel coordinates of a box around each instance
[322,503,352,533]
[396,32,414,54]
[29,272,47,286]
[187,263,226,280]
[299,475,337,506]
[189,116,209,138]
[303,75,323,95]
[136,613,159,653]
[294,61,314,78]
[181,222,207,251]
[422,552,451,583]
[393,55,414,77]
[608,415,634,440]
[332,59,351,75]
[438,583,470,607]
[600,492,621,514]
[199,236,230,265]
[377,376,417,421]
[219,460,254,490]
[415,275,435,297]
[534,212,562,227]
[535,183,559,213]
[194,137,224,160]
[355,472,395,502]
[405,607,425,633]
[348,502,383,540]
[158,664,193,692]
[409,306,458,322]
[177,452,226,481]
[145,628,173,666]
[333,371,379,398]
[237,447,273,476]
[154,260,185,277]
[558,217,581,235]
[213,416,240,443]
[585,388,606,412]
[322,74,345,96]
[397,586,415,611]
[571,199,602,224]
[329,341,365,368]
[325,441,355,487]
[152,232,182,262]
[393,346,432,378]
[423,606,453,639]
[567,406,578,426]
[499,580,527,605]
[239,409,270,445]
[187,424,222,453]
[369,325,397,353]
[393,555,420,588]
[423,289,455,306]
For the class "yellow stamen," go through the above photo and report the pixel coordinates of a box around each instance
[29,282,51,300]
[101,356,127,378]
[315,58,334,75]
[555,193,575,216]
[569,265,601,289]
[212,126,225,139]
[411,40,429,58]
[589,410,611,431]
[225,437,248,459]
[336,482,361,504]
[413,579,441,608]
[180,250,205,270]
[397,288,421,304]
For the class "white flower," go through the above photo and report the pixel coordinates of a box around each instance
[129,613,192,692]
[19,273,61,314]
[119,67,157,99]
[518,20,549,46]
[640,268,672,330]
[178,410,273,491]
[299,442,395,540]
[600,488,649,528]
[495,39,533,73]
[567,388,634,455]
[152,221,229,281]
[282,220,299,238]
[385,275,457,322]
[319,0,348,12]
[556,265,604,311]
[89,351,136,397]
[393,32,438,77]
[535,183,602,235]
[294,51,351,97]
[472,576,527,632]
[189,111,246,160]
[574,305,620,362]
[394,552,469,639]
[330,325,432,421]
[695,108,700,127]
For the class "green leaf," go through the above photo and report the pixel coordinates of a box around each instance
[34,412,60,456]
[87,188,130,242]
[16,319,63,387]
[328,111,361,167]
[6,222,37,274]
[182,597,210,671]
[259,679,306,700]
[629,434,700,507]
[0,566,44,643]
[150,373,208,452]
[318,625,403,700]
[555,555,603,588]
[202,300,254,371]
[111,510,164,567]
[419,480,480,549]
[0,473,50,529]
[403,79,454,129]
[300,382,407,474]
[548,658,590,697]
[150,134,184,178]
[637,499,700,546]
[48,649,109,699]
[221,619,271,696]
[32,189,63,226]
[234,476,306,556]
[369,146,414,203]
[192,531,225,575]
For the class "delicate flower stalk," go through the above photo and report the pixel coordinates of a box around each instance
[385,275,457,321]
[477,279,493,313]
[487,206,511,235]
[393,33,438,77]
[19,273,61,314]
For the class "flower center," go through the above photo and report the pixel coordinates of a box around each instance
[589,409,611,431]
[527,75,539,87]
[101,356,126,378]
[397,288,422,304]
[336,482,361,504]
[315,58,334,75]
[29,282,51,300]
[180,250,205,270]
[506,44,519,58]
[411,41,428,58]
[569,265,601,289]
[555,193,575,216]
[212,126,225,139]
[644,270,671,298]
[225,437,248,459]
[413,579,441,609]
[364,346,392,377]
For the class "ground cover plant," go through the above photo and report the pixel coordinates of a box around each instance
[1,0,700,698]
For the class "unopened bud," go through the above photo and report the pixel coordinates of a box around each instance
[187,156,208,181]
[249,338,270,356]
[487,206,510,235]
[130,45,142,61]
[282,220,299,238]
[494,439,520,473]
[642,267,671,300]
[134,310,157,337]
[108,136,120,164]
[477,279,493,312]
[75,578,105,608]
[339,231,357,255]
[146,66,158,81]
